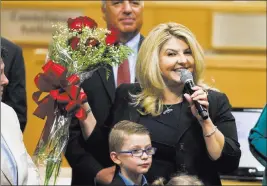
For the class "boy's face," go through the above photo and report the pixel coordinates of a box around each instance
[111,134,152,175]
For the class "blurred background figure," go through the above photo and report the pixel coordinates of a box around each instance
[1,37,27,132]
[249,104,267,185]
[1,48,40,185]
[152,174,204,186]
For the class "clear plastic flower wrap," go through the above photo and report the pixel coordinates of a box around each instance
[32,16,132,185]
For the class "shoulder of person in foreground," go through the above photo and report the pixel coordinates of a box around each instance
[249,104,267,138]
[248,104,267,166]
[1,102,40,185]
[1,102,20,130]
[25,154,41,185]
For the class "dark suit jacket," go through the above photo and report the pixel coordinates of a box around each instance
[88,83,241,186]
[96,173,126,186]
[65,36,144,186]
[1,37,27,132]
[96,172,148,186]
[108,174,125,186]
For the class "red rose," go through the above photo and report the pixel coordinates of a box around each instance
[105,27,120,45]
[86,38,99,47]
[68,16,98,31]
[69,37,80,50]
[82,17,98,28]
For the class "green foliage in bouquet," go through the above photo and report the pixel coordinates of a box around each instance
[33,16,133,186]
[48,16,132,76]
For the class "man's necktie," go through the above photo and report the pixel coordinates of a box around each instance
[117,58,130,87]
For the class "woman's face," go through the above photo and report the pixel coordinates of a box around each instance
[159,36,195,86]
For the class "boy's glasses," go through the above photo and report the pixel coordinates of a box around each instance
[118,147,157,157]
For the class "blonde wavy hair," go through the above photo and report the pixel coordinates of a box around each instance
[132,22,210,116]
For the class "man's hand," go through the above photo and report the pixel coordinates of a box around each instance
[95,166,116,184]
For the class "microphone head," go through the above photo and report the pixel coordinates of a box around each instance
[179,69,193,84]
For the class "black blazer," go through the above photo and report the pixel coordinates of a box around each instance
[1,37,27,132]
[65,36,144,186]
[96,173,126,186]
[108,174,125,186]
[96,172,148,186]
[89,83,241,186]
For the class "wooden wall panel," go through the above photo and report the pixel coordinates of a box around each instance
[204,55,266,108]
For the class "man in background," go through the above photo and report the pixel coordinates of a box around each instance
[1,37,27,132]
[65,1,144,185]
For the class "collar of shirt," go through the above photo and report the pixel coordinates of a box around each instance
[124,33,141,51]
[118,172,148,186]
[113,33,141,87]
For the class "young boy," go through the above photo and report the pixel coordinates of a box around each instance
[108,120,156,186]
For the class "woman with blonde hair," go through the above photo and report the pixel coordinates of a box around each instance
[79,22,241,185]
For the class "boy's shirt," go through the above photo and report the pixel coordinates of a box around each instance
[118,172,148,186]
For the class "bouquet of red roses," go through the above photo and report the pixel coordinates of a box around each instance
[32,16,132,185]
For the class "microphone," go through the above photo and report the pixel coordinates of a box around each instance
[179,69,209,120]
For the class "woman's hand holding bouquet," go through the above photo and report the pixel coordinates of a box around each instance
[32,16,132,185]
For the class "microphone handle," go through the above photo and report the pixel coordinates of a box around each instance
[185,81,209,120]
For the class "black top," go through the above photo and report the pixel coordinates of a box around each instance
[88,83,241,186]
[137,101,204,182]
[140,102,184,146]
[138,103,184,181]
[87,84,241,186]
